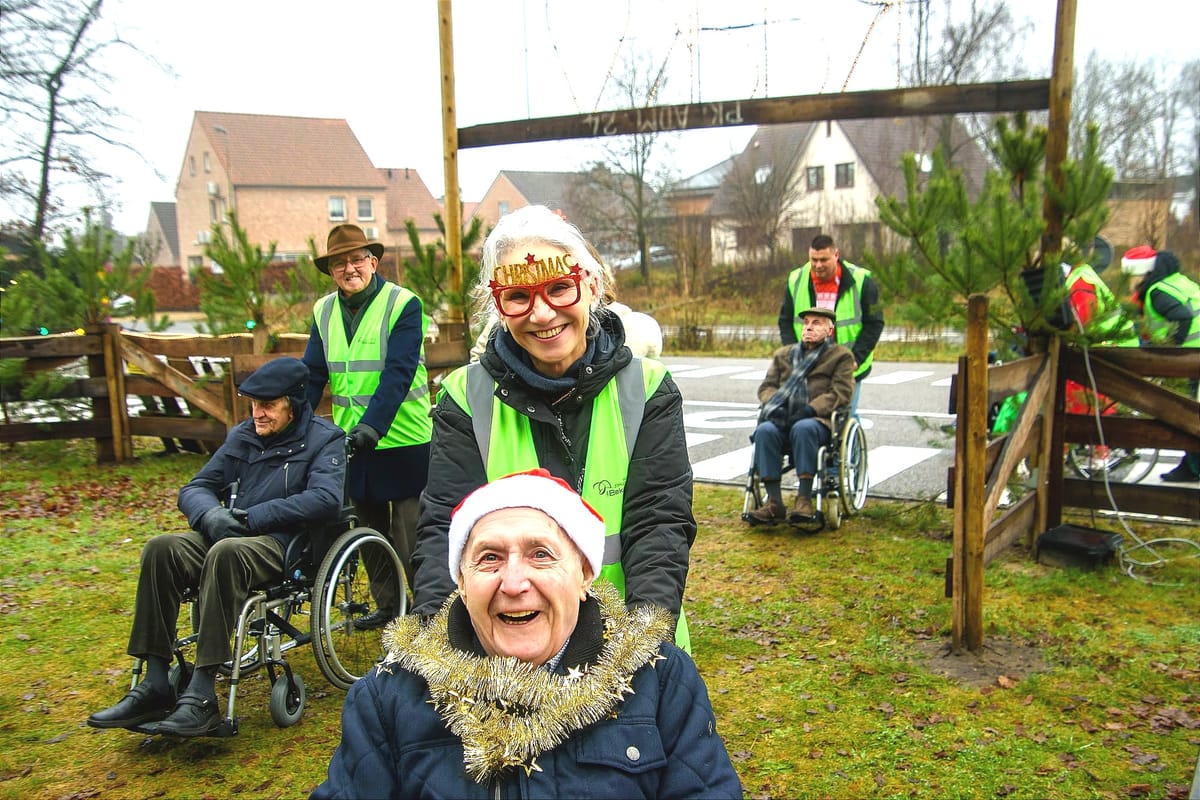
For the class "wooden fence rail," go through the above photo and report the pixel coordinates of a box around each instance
[947,294,1200,652]
[0,325,468,460]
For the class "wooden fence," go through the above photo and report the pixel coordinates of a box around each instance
[0,324,468,460]
[947,294,1200,652]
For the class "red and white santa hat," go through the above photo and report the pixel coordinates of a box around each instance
[1121,245,1157,276]
[447,468,606,582]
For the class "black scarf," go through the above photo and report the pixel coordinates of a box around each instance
[759,338,830,429]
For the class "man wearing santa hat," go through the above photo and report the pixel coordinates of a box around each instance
[1121,246,1200,482]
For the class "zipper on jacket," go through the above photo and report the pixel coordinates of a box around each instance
[553,411,584,494]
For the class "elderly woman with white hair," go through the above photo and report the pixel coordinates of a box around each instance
[313,469,742,799]
[411,205,696,649]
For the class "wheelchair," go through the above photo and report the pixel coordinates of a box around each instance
[741,408,869,533]
[127,473,406,736]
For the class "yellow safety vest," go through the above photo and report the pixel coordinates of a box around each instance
[313,284,433,448]
[440,358,692,652]
[1144,273,1200,347]
[1063,264,1138,346]
[788,261,873,378]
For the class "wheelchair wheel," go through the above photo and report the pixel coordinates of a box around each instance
[269,671,305,728]
[839,415,869,515]
[312,527,404,691]
[824,491,841,530]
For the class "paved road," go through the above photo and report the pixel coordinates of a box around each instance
[663,356,1186,501]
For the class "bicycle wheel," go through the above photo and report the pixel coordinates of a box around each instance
[1066,445,1159,484]
[312,527,404,690]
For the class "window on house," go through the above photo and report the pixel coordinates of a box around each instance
[835,162,855,189]
[755,166,772,184]
[188,255,203,270]
[806,166,824,191]
[357,197,374,220]
[203,152,211,173]
[329,197,347,221]
[498,201,510,216]
[189,156,196,176]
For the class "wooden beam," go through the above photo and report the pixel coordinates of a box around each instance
[458,80,1051,149]
[983,353,1051,525]
[1063,479,1199,520]
[119,337,231,426]
[984,491,1038,564]
[1061,350,1200,437]
[438,0,464,323]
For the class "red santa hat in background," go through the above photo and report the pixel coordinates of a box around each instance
[1121,245,1157,276]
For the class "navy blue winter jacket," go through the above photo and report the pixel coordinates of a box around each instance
[311,600,742,799]
[177,402,345,549]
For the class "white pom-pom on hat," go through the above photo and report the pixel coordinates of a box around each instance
[447,468,606,582]
[1121,245,1157,276]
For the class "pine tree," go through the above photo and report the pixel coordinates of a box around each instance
[194,211,279,353]
[400,212,486,342]
[2,208,163,334]
[869,113,1120,351]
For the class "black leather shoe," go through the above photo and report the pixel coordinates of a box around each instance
[354,607,397,631]
[153,692,221,737]
[1159,462,1200,483]
[87,682,176,730]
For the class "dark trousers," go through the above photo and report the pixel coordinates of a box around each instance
[126,531,284,669]
[753,418,830,480]
[355,497,419,613]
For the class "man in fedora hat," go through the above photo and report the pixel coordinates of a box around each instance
[303,224,433,627]
[87,357,345,736]
[748,307,856,526]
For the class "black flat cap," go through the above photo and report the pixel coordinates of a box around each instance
[238,357,308,400]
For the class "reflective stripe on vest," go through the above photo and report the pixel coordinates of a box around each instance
[1145,273,1200,347]
[789,262,872,378]
[440,358,691,651]
[1064,264,1139,346]
[314,283,433,448]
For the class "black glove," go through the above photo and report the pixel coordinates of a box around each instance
[199,507,250,544]
[347,423,380,454]
[794,404,816,421]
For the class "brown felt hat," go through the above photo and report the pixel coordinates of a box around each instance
[314,224,385,274]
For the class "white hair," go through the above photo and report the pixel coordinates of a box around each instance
[472,205,606,332]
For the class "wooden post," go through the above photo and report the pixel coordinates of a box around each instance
[1040,0,1077,264]
[438,0,463,329]
[951,354,967,649]
[102,324,132,461]
[962,294,990,652]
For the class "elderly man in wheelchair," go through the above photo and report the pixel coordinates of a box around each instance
[87,357,346,737]
[745,307,856,527]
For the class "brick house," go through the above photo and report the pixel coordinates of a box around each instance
[168,111,441,273]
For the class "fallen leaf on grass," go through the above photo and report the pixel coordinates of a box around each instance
[997,674,1018,688]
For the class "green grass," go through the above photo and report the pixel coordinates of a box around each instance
[1,439,1198,799]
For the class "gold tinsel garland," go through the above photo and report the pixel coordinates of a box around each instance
[380,582,673,783]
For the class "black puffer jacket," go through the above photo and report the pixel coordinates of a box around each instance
[177,402,345,550]
[411,311,695,619]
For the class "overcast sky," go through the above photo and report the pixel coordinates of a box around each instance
[92,0,1193,234]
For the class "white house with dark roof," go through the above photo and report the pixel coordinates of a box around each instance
[703,117,990,264]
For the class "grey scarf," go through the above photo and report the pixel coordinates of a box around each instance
[759,339,829,429]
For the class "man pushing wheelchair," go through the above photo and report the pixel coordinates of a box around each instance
[746,307,856,526]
